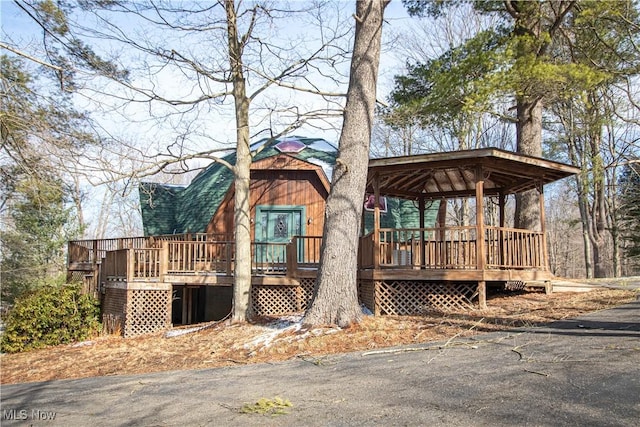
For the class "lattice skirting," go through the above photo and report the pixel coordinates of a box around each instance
[102,287,126,335]
[67,270,87,283]
[68,269,100,299]
[297,277,316,311]
[124,289,171,337]
[99,289,169,338]
[375,281,477,315]
[358,280,376,314]
[251,278,315,316]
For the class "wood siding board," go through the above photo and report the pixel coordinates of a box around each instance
[207,168,328,240]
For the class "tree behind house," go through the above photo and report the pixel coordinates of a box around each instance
[618,162,640,275]
[1,55,86,303]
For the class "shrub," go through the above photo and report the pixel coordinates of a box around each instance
[0,283,101,353]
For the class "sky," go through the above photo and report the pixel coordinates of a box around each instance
[0,0,422,237]
[1,0,415,145]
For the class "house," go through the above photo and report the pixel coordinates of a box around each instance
[67,139,579,337]
[138,136,340,328]
[68,136,434,336]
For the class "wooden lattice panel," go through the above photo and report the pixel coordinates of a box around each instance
[358,280,376,314]
[375,281,476,315]
[252,286,300,316]
[67,270,87,283]
[124,289,171,337]
[251,278,315,316]
[505,280,525,291]
[298,278,316,311]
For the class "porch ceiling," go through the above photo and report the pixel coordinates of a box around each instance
[366,148,580,200]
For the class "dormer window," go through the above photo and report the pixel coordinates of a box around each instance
[275,139,306,153]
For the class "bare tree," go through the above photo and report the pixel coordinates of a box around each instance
[305,0,389,327]
[9,0,353,321]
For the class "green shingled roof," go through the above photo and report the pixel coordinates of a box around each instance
[363,198,440,234]
[139,182,184,236]
[139,136,339,236]
[139,136,440,236]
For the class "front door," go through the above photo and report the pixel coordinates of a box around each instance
[255,206,305,267]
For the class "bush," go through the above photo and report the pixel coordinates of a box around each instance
[0,283,101,353]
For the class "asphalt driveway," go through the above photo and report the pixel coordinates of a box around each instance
[2,300,639,426]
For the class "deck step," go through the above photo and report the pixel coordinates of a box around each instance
[523,280,553,294]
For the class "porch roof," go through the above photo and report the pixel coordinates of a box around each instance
[366,148,580,200]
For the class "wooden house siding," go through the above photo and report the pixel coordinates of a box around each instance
[206,154,330,239]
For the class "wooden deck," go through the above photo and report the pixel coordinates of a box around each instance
[69,227,549,291]
[67,228,552,336]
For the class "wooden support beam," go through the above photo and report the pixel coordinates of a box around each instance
[499,193,506,228]
[475,166,486,271]
[181,287,188,325]
[419,196,426,269]
[475,166,487,310]
[499,192,506,268]
[538,184,549,271]
[127,248,135,282]
[478,280,487,310]
[436,197,447,240]
[92,240,99,266]
[373,176,381,269]
[286,238,297,278]
[160,242,168,280]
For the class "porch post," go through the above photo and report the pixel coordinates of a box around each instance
[182,287,190,325]
[499,192,506,268]
[538,183,549,271]
[419,196,425,268]
[159,241,169,280]
[373,176,380,269]
[499,192,506,228]
[436,198,447,268]
[92,239,99,267]
[475,166,487,309]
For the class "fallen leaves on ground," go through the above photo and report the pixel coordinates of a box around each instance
[1,288,636,385]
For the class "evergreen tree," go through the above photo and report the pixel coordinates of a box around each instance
[618,162,640,271]
[393,1,606,229]
[1,55,85,303]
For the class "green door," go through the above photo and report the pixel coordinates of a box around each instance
[255,207,304,268]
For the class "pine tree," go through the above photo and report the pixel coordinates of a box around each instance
[618,162,640,272]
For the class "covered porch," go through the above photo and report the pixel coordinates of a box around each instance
[359,148,580,313]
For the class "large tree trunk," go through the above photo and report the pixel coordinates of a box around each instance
[577,188,594,278]
[514,96,543,231]
[588,126,609,278]
[304,0,388,327]
[226,0,253,322]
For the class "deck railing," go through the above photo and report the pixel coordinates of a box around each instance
[375,227,477,269]
[293,236,323,267]
[98,236,324,282]
[166,241,233,274]
[68,233,232,267]
[132,248,162,279]
[252,242,288,274]
[81,227,548,283]
[361,226,546,271]
[485,226,545,269]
